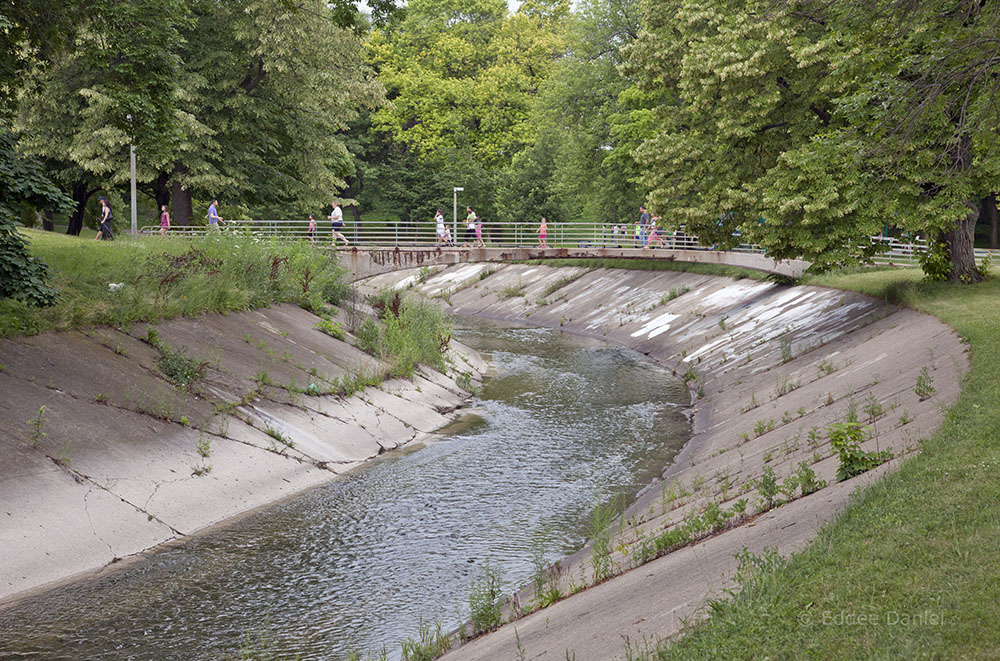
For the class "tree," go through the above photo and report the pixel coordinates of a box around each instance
[500,0,648,225]
[627,0,1000,281]
[366,0,569,220]
[1,0,80,302]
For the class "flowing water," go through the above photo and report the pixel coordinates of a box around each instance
[0,320,689,660]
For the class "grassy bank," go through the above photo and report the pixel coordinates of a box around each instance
[1,230,349,338]
[643,269,1000,659]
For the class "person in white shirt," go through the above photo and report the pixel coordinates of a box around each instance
[330,203,349,245]
[435,209,447,246]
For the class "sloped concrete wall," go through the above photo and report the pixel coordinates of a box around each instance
[0,304,485,603]
[360,263,967,659]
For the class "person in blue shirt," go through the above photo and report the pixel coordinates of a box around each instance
[208,199,225,230]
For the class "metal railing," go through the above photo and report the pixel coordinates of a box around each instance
[140,219,998,266]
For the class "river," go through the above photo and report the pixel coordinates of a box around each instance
[0,320,689,660]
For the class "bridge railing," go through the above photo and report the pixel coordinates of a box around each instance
[140,219,766,252]
[140,219,997,266]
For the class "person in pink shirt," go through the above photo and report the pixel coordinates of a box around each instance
[159,205,171,236]
[537,217,549,248]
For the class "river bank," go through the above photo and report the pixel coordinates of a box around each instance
[359,262,967,659]
[0,302,486,605]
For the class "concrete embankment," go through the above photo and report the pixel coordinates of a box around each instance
[0,303,485,604]
[360,263,967,660]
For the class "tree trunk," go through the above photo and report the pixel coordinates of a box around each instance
[945,201,983,283]
[987,192,998,250]
[151,171,171,213]
[65,182,91,236]
[171,180,192,226]
[344,165,364,226]
[43,209,54,232]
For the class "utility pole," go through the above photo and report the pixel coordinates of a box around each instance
[128,114,137,236]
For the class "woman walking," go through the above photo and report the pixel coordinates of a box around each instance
[159,205,171,236]
[537,217,549,248]
[307,214,317,243]
[95,196,114,241]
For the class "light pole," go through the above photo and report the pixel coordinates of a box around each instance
[453,187,464,246]
[127,114,137,237]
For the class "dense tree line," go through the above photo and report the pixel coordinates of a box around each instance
[3,0,999,306]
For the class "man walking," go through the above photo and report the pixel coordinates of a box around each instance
[330,202,349,245]
[639,205,651,248]
[208,199,225,230]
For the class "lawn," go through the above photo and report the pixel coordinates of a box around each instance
[648,269,1000,659]
[1,229,349,338]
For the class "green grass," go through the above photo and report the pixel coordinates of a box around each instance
[649,268,1000,659]
[0,230,349,338]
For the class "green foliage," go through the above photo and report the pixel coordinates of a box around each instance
[627,0,1000,278]
[400,618,450,661]
[914,366,936,401]
[0,132,68,306]
[827,421,892,482]
[795,462,827,497]
[469,559,504,635]
[27,405,47,446]
[589,496,621,583]
[2,233,349,339]
[361,290,452,378]
[156,344,208,389]
[754,466,779,511]
[313,318,346,340]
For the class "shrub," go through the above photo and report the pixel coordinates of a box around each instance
[827,421,893,482]
[469,559,504,635]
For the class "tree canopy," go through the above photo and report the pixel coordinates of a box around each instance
[627,0,1000,280]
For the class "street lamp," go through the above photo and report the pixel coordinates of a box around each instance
[127,114,137,237]
[453,187,464,246]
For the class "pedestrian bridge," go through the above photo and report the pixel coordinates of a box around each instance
[339,245,810,281]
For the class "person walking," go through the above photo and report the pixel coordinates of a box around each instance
[435,209,447,246]
[208,199,225,230]
[639,205,651,248]
[537,217,549,248]
[464,206,477,245]
[94,196,114,241]
[307,214,317,243]
[159,205,171,236]
[330,202,349,245]
[474,215,485,247]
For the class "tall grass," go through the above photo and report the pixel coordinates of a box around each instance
[358,290,452,378]
[1,230,349,338]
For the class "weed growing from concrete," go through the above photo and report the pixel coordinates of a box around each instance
[197,433,211,458]
[589,497,621,583]
[753,418,776,437]
[779,336,793,363]
[827,422,892,482]
[796,462,827,495]
[774,374,801,398]
[469,559,504,635]
[816,359,836,376]
[313,318,346,340]
[755,466,780,510]
[156,344,208,389]
[863,392,884,421]
[897,410,913,426]
[27,406,47,446]
[914,365,936,400]
[400,618,450,660]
